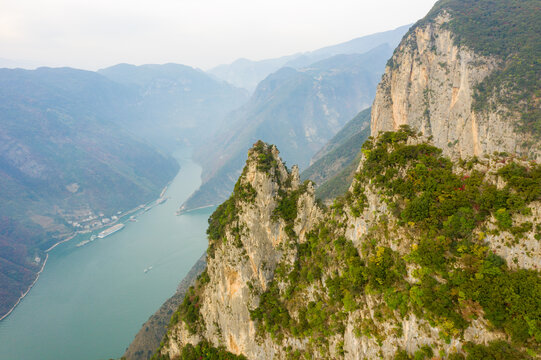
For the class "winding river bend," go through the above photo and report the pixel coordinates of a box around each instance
[0,149,213,360]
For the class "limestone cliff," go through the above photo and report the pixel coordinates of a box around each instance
[159,142,323,359]
[371,11,540,161]
[156,135,540,359]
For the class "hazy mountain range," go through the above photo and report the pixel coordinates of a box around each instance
[0,67,179,317]
[208,24,410,92]
[182,42,400,211]
[0,24,410,320]
[98,63,248,150]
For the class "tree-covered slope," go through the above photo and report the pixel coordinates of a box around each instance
[157,131,540,359]
[0,67,179,318]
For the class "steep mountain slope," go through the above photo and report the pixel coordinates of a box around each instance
[98,63,249,150]
[0,67,179,319]
[371,0,540,160]
[182,45,393,212]
[301,107,371,199]
[208,25,410,92]
[158,136,540,359]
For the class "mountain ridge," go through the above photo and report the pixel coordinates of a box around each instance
[371,0,541,161]
[98,63,249,151]
[208,24,411,92]
[145,1,541,359]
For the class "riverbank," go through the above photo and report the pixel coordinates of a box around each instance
[0,253,49,322]
[0,149,211,360]
[0,183,172,323]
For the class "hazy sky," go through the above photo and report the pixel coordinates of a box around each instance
[1,0,437,70]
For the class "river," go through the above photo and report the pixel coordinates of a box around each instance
[0,149,214,360]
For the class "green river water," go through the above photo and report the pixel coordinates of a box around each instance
[0,149,214,360]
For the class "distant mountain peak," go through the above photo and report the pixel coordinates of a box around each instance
[208,24,411,92]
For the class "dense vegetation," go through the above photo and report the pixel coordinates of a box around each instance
[355,128,541,345]
[169,285,203,334]
[461,340,532,360]
[358,126,540,235]
[165,131,539,358]
[250,226,376,345]
[178,341,247,360]
[394,340,532,360]
[414,0,541,136]
[273,180,311,238]
[151,340,246,360]
[249,128,540,357]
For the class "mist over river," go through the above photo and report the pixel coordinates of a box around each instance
[0,149,213,360]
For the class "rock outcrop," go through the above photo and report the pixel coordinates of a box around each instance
[157,136,540,359]
[371,12,540,161]
[161,143,323,359]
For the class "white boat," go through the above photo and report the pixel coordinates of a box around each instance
[144,266,153,273]
[97,223,125,239]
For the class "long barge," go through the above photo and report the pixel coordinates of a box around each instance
[97,223,125,238]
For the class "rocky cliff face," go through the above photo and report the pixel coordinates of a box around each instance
[158,136,540,359]
[152,2,541,359]
[161,142,323,358]
[371,12,540,161]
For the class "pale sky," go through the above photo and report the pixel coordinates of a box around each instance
[0,0,437,70]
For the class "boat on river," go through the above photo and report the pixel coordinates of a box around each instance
[97,223,125,239]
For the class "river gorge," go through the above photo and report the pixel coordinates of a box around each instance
[0,149,213,360]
